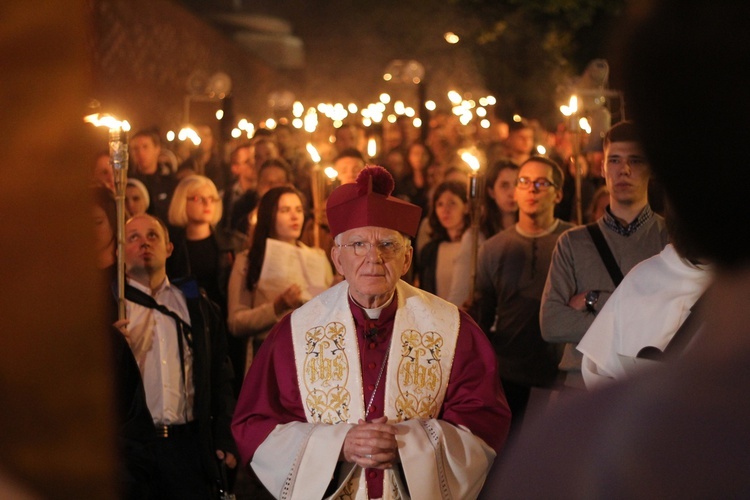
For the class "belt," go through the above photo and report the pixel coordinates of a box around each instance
[155,420,199,438]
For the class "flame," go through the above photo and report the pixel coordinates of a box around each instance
[324,166,339,180]
[367,138,377,158]
[461,151,480,173]
[306,143,321,163]
[84,113,130,131]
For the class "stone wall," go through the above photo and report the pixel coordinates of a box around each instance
[88,0,296,134]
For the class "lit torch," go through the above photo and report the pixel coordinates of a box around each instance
[461,149,483,307]
[85,113,131,320]
[306,143,323,249]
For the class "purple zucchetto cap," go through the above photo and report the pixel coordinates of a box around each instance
[326,165,422,238]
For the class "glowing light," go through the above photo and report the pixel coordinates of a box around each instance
[476,107,487,117]
[394,100,405,115]
[178,127,201,146]
[324,166,339,180]
[293,101,304,117]
[292,118,303,129]
[444,32,460,44]
[512,114,522,123]
[84,113,130,131]
[265,118,277,130]
[367,138,377,158]
[579,117,591,134]
[387,114,397,124]
[362,117,372,127]
[561,95,579,117]
[379,93,391,104]
[166,130,176,141]
[480,119,490,129]
[461,151,480,173]
[348,103,358,113]
[383,73,393,82]
[425,100,436,111]
[413,117,422,128]
[536,145,547,155]
[486,96,496,105]
[447,91,462,105]
[304,108,318,133]
[306,143,321,163]
[405,107,415,117]
[231,128,241,139]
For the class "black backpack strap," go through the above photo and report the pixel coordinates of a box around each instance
[586,223,624,287]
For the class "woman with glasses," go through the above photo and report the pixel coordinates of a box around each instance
[227,186,333,375]
[166,175,236,311]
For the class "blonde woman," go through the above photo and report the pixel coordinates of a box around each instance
[166,175,236,313]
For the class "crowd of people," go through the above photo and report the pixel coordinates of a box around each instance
[86,1,747,492]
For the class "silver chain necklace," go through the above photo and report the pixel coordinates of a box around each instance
[364,341,391,420]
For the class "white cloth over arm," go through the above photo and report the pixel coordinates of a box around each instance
[578,244,711,390]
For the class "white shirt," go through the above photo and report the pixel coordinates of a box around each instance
[578,244,712,389]
[435,240,463,301]
[126,277,194,425]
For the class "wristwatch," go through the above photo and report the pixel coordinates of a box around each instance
[585,290,600,313]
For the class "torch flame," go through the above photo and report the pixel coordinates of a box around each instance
[461,151,480,173]
[84,113,130,131]
[324,166,339,180]
[306,143,321,163]
[367,138,377,158]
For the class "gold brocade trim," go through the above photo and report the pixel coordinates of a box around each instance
[395,329,444,422]
[303,322,351,424]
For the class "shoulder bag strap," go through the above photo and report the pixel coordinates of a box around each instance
[586,222,624,287]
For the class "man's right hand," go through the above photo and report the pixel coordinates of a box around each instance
[113,318,130,339]
[341,416,399,470]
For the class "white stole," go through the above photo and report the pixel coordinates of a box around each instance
[289,279,461,499]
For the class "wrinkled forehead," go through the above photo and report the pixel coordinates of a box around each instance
[338,226,405,243]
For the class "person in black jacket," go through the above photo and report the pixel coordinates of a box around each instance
[116,214,237,499]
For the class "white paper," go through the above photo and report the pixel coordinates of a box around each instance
[257,238,331,303]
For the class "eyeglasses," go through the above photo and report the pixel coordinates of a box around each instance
[515,177,557,190]
[337,240,403,259]
[186,195,220,204]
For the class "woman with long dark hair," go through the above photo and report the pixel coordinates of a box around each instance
[416,180,471,300]
[447,160,520,306]
[227,186,333,374]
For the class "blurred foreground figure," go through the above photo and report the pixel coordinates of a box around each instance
[232,166,510,499]
[481,0,750,497]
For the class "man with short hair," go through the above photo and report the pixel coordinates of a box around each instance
[232,166,510,499]
[502,119,535,166]
[476,156,573,433]
[540,120,669,389]
[221,142,256,232]
[119,214,237,499]
[334,147,366,184]
[130,128,177,222]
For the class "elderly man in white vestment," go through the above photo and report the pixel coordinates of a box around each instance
[232,166,511,499]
